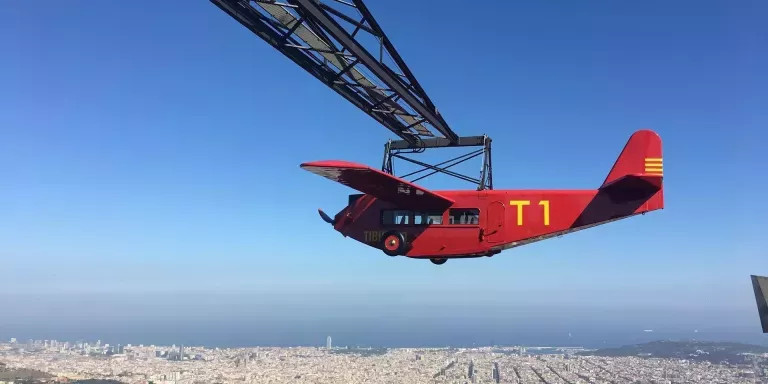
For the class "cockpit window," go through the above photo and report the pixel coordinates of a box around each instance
[348,193,364,206]
[448,208,480,225]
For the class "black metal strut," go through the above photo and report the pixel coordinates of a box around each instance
[383,135,493,190]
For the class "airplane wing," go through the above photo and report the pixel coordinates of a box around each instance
[300,160,454,210]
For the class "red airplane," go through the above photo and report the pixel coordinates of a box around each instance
[211,0,665,264]
[302,129,663,265]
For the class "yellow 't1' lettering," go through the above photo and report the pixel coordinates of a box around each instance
[539,200,550,226]
[509,199,550,226]
[509,200,530,226]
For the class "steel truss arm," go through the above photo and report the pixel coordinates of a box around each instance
[211,0,458,145]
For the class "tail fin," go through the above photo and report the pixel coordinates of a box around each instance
[570,130,664,228]
[601,129,663,190]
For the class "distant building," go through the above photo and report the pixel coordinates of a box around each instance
[9,338,16,344]
[326,336,332,350]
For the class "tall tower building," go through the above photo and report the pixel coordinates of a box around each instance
[326,336,332,350]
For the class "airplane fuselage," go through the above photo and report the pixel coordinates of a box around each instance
[331,179,663,259]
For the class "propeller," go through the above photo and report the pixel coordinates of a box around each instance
[318,209,335,225]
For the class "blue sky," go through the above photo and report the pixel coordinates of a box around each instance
[1,1,766,345]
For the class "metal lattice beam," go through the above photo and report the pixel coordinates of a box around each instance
[210,0,458,145]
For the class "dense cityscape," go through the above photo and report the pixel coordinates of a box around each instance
[1,338,767,383]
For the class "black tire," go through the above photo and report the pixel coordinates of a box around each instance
[381,230,406,256]
[430,258,447,265]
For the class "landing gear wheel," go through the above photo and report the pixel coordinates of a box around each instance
[430,258,447,265]
[381,231,406,256]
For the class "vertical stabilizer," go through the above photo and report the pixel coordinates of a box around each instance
[602,130,663,188]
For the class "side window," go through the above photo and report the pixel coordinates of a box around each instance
[414,212,443,225]
[382,210,411,225]
[448,208,480,225]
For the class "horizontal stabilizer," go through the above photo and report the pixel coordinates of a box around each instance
[300,160,454,210]
[600,173,662,191]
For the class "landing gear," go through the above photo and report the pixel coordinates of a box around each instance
[381,231,407,256]
[430,258,447,265]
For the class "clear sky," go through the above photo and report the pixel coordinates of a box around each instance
[1,1,766,346]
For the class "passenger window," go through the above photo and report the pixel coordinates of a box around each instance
[414,212,443,225]
[448,208,480,225]
[382,210,411,225]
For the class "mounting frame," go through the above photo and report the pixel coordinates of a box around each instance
[382,135,493,191]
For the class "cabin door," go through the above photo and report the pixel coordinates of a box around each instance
[485,201,505,243]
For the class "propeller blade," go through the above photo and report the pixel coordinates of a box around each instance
[318,209,335,225]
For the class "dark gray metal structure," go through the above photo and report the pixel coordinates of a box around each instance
[752,275,768,333]
[210,0,456,145]
[210,0,494,189]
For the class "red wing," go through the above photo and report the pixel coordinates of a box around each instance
[300,160,454,210]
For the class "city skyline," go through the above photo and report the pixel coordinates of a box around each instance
[4,324,766,350]
[1,338,766,383]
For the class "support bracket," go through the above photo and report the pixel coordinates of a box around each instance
[382,135,493,190]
